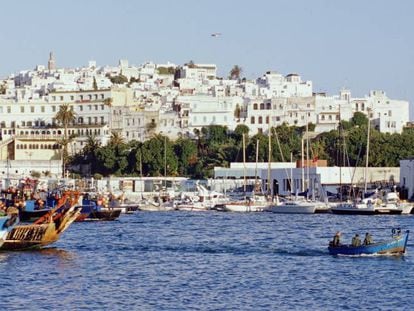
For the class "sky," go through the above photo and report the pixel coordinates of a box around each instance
[1,0,414,118]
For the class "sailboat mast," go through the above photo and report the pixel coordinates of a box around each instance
[364,109,371,194]
[255,139,259,196]
[268,128,272,197]
[164,136,167,189]
[306,120,310,197]
[243,133,246,194]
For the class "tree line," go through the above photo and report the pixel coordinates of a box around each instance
[67,112,414,179]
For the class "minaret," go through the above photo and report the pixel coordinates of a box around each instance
[48,52,56,71]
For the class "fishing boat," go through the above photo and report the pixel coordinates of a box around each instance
[328,228,409,256]
[0,215,19,247]
[0,191,81,251]
[77,198,122,221]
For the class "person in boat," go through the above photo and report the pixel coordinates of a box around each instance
[351,234,361,247]
[332,231,341,247]
[364,232,373,245]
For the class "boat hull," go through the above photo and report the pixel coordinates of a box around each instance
[86,209,121,221]
[328,230,409,256]
[224,203,266,212]
[266,202,318,214]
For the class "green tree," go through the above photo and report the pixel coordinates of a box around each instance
[109,74,128,84]
[174,137,198,176]
[351,112,369,127]
[141,135,178,176]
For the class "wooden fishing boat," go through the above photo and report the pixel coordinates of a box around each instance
[0,191,81,251]
[0,215,19,248]
[328,228,409,256]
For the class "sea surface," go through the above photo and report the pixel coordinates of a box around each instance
[1,211,414,311]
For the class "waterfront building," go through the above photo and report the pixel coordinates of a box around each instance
[214,162,399,197]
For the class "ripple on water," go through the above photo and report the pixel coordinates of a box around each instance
[0,212,413,310]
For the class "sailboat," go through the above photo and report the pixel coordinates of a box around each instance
[331,110,402,215]
[266,122,329,214]
[224,135,269,212]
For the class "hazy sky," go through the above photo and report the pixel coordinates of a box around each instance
[1,0,413,118]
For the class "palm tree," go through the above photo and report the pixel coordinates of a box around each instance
[229,65,243,80]
[83,134,101,175]
[109,131,125,146]
[55,104,76,177]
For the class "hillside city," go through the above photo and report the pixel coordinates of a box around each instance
[0,53,411,180]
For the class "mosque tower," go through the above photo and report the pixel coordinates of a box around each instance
[48,52,56,71]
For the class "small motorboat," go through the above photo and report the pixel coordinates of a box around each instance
[328,228,409,256]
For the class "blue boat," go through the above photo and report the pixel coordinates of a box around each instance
[328,228,409,256]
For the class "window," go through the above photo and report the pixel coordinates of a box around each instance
[70,96,74,100]
[60,96,64,101]
[20,106,24,113]
[266,116,269,124]
[41,106,45,112]
[388,110,392,117]
[95,105,98,110]
[251,116,255,124]
[30,106,35,113]
[253,103,258,110]
[101,105,104,110]
[258,116,263,124]
[79,105,83,111]
[7,106,11,113]
[52,106,56,112]
[260,103,265,110]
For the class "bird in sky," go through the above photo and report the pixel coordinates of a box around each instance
[211,33,222,37]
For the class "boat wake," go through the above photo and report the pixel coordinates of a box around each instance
[271,247,327,257]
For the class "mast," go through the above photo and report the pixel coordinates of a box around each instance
[254,139,259,196]
[243,133,246,195]
[306,119,310,199]
[267,128,272,197]
[364,109,371,194]
[164,136,167,190]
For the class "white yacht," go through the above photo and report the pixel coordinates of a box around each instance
[265,196,325,214]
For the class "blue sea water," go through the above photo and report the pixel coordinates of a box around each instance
[1,212,414,311]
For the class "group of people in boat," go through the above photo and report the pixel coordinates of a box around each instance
[331,231,373,247]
